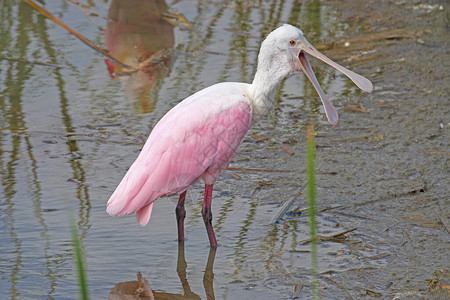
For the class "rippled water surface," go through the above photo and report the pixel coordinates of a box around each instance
[2,0,448,299]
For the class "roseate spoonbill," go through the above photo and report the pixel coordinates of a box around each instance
[107,24,373,248]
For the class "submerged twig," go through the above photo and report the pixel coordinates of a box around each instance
[439,216,450,235]
[227,167,291,173]
[163,10,192,29]
[424,150,450,156]
[228,258,240,274]
[321,266,375,275]
[292,284,303,299]
[279,145,295,156]
[114,49,173,76]
[364,288,382,297]
[326,228,358,239]
[271,191,301,224]
[333,210,375,220]
[301,228,357,244]
[252,134,295,156]
[323,276,354,300]
[319,205,344,212]
[353,268,376,289]
[344,105,369,114]
[271,175,341,224]
[403,230,417,256]
[252,134,270,143]
[251,179,273,196]
[67,178,90,187]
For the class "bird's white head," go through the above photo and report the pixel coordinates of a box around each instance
[252,24,373,125]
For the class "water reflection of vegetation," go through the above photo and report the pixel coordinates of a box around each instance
[233,200,257,263]
[0,1,90,298]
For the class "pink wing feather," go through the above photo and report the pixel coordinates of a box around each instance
[107,82,252,226]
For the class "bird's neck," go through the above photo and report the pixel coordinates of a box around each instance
[248,57,291,123]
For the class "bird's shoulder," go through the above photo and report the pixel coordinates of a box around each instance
[158,82,252,130]
[177,82,252,111]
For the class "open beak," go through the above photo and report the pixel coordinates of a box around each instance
[291,37,373,126]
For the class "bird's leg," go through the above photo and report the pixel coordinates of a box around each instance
[176,191,187,241]
[202,184,217,248]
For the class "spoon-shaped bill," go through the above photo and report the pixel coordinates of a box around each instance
[300,38,374,93]
[299,52,339,126]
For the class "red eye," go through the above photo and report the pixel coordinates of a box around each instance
[289,40,296,46]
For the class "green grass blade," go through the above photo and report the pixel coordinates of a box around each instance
[306,125,319,299]
[70,218,89,300]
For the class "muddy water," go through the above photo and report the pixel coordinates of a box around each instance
[1,0,448,299]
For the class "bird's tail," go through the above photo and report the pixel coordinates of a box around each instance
[106,192,155,227]
[106,159,159,226]
[135,202,154,226]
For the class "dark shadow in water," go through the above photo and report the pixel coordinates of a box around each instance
[109,242,216,299]
[104,0,175,113]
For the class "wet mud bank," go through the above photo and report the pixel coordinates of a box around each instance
[274,0,449,298]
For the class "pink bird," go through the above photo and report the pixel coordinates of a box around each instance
[107,24,373,248]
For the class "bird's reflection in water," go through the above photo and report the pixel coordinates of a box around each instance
[109,242,216,299]
[104,0,175,113]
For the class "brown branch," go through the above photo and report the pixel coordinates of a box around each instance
[279,145,295,156]
[323,276,354,300]
[344,105,369,114]
[301,228,357,244]
[439,216,450,234]
[252,134,270,143]
[226,167,291,173]
[252,134,295,156]
[424,150,450,156]
[114,49,173,76]
[24,0,130,69]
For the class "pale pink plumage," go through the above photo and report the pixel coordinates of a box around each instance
[107,82,252,226]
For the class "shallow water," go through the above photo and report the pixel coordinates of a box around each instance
[1,0,448,299]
